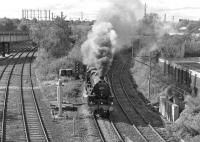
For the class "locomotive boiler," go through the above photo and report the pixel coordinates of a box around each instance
[85,67,114,118]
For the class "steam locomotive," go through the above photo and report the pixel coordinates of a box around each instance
[85,67,114,118]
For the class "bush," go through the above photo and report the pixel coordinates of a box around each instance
[0,18,19,31]
[31,19,91,81]
[185,40,200,57]
[35,48,75,80]
[158,34,185,58]
[30,18,73,58]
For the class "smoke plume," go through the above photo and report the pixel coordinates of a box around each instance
[81,0,144,77]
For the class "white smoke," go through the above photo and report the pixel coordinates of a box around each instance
[81,22,117,76]
[81,0,144,76]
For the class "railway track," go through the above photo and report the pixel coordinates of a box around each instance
[109,57,167,142]
[1,49,31,142]
[93,114,124,142]
[120,60,177,142]
[0,44,50,141]
[20,50,50,142]
[25,51,50,141]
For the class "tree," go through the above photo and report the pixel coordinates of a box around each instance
[158,34,186,58]
[0,18,18,31]
[29,17,73,58]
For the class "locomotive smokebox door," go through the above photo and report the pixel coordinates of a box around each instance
[59,69,73,81]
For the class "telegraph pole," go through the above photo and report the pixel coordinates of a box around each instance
[149,53,152,99]
[52,13,54,21]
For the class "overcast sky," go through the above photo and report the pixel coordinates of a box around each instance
[1,0,200,21]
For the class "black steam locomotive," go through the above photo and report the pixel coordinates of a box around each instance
[85,67,114,117]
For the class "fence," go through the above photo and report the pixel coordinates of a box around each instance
[163,61,192,87]
[161,59,199,97]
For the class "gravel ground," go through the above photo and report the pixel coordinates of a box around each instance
[110,99,147,142]
[34,68,103,141]
[97,118,121,142]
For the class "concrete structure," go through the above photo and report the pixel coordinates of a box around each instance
[159,96,167,116]
[0,32,29,42]
[172,104,179,121]
[0,32,29,56]
[159,58,200,95]
[159,96,180,122]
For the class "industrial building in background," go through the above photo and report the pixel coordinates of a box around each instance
[21,9,65,21]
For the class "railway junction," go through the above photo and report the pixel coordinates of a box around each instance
[0,36,181,142]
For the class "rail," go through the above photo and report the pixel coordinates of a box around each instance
[1,50,29,142]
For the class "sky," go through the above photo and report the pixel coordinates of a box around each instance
[1,0,200,21]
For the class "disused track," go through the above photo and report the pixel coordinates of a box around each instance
[109,56,167,142]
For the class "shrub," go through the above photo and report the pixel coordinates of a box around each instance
[158,34,185,58]
[185,40,200,57]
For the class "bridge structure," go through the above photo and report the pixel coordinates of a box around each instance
[0,31,30,56]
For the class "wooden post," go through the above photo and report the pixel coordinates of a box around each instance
[187,70,190,86]
[72,95,77,136]
[57,79,63,117]
[194,74,197,87]
[189,71,192,86]
[175,67,177,81]
[168,64,170,75]
[164,62,166,74]
[7,43,10,54]
[131,40,134,65]
[181,69,184,84]
[184,70,187,84]
[178,69,180,83]
[185,69,188,85]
